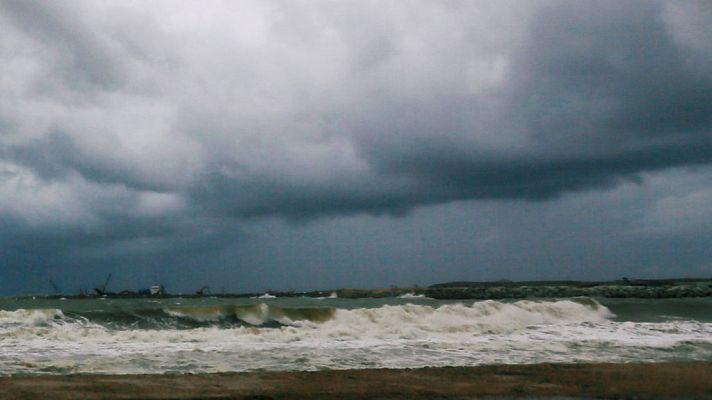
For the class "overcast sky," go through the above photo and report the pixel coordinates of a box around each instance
[1,0,712,295]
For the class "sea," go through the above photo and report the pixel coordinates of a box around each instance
[1,295,712,376]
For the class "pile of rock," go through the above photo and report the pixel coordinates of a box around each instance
[424,281,712,299]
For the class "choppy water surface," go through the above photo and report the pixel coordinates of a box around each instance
[1,296,711,375]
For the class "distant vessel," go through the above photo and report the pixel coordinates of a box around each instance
[150,284,165,296]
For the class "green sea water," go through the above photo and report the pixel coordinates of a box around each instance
[1,295,711,375]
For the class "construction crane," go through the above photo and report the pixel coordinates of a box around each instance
[94,273,112,296]
[49,280,61,295]
[196,286,211,296]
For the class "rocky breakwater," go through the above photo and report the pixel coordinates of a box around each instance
[425,279,712,299]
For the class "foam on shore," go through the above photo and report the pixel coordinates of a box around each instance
[2,298,712,375]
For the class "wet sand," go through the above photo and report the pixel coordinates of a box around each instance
[2,362,712,399]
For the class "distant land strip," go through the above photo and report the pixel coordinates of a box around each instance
[21,277,712,300]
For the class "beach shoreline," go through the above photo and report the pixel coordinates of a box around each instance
[2,362,712,399]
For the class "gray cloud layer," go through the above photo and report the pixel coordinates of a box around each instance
[1,0,712,293]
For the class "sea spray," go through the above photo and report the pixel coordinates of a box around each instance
[1,297,712,375]
[398,293,427,299]
[314,299,613,339]
[0,308,65,327]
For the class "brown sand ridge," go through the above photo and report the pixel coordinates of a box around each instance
[1,362,712,399]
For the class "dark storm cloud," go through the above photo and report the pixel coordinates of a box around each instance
[190,0,712,219]
[2,132,177,191]
[0,0,126,91]
[3,0,710,219]
[2,0,712,293]
[343,1,712,210]
[513,1,712,141]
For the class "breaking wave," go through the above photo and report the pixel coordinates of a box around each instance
[164,304,335,326]
[0,308,66,327]
[4,298,712,375]
[0,298,611,337]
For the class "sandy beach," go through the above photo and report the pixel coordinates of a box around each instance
[2,362,712,399]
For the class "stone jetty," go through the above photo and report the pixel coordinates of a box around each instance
[422,279,712,299]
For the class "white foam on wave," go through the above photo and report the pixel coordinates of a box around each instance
[313,292,338,300]
[1,300,616,357]
[163,303,333,326]
[0,299,614,341]
[238,303,272,325]
[277,299,613,341]
[0,308,65,327]
[164,307,226,322]
[398,293,426,299]
[3,299,712,375]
